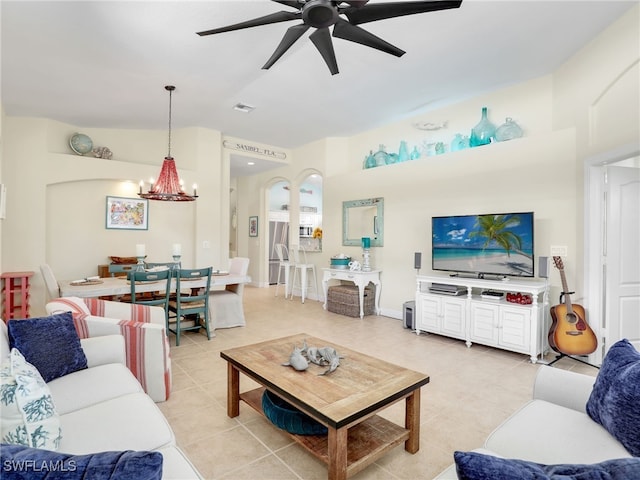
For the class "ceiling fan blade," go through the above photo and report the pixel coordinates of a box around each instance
[310,27,339,75]
[271,0,304,8]
[262,24,311,70]
[196,11,300,36]
[332,18,405,57]
[343,1,369,6]
[343,0,463,25]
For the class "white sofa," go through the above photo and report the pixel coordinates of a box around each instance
[434,366,632,479]
[1,300,202,479]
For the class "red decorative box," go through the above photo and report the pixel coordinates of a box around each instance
[506,292,533,305]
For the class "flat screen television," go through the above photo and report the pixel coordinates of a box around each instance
[432,212,534,278]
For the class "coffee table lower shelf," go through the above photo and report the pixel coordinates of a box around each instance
[241,387,410,478]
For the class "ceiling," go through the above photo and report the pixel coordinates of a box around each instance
[1,1,635,176]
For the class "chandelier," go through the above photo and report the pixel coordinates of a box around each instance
[139,85,197,201]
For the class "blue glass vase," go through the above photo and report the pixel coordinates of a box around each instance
[470,107,496,147]
[410,146,420,160]
[398,141,410,162]
[495,117,523,142]
[373,144,389,167]
[450,133,470,152]
[363,150,376,169]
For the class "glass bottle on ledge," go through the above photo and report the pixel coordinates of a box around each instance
[373,144,389,167]
[364,150,376,169]
[495,117,524,142]
[450,133,470,152]
[470,107,496,147]
[398,140,410,162]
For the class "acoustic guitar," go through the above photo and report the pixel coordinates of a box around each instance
[548,256,597,356]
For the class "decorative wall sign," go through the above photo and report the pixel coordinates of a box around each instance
[249,216,258,237]
[223,140,287,159]
[106,196,149,230]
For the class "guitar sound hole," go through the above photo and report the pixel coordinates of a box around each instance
[566,313,577,324]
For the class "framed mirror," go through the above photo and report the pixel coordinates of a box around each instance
[342,197,384,247]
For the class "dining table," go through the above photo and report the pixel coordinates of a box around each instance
[58,272,252,331]
[59,272,250,298]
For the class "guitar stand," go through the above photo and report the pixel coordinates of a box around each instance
[546,353,600,369]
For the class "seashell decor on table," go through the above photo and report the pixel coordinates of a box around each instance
[282,339,343,375]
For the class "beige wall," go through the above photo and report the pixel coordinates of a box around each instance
[231,6,638,318]
[1,117,227,315]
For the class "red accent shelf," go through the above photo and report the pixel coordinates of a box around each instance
[1,271,34,322]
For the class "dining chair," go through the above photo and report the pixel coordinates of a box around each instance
[108,264,136,277]
[167,267,212,346]
[289,246,319,303]
[144,262,176,270]
[274,244,292,297]
[127,269,172,325]
[208,257,250,329]
[40,264,60,300]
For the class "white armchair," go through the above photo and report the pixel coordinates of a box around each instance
[45,297,172,402]
[209,257,250,329]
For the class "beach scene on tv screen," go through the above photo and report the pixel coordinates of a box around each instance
[432,213,534,277]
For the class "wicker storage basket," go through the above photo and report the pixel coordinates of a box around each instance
[327,284,375,317]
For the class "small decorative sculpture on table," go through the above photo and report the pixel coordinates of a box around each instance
[172,243,182,272]
[282,340,342,375]
[135,244,146,272]
[361,237,372,272]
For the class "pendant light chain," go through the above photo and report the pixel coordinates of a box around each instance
[166,85,175,159]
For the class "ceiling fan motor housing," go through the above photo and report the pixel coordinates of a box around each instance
[303,0,340,28]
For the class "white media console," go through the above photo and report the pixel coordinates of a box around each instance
[415,275,549,363]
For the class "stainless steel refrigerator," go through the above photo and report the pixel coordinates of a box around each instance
[268,221,289,284]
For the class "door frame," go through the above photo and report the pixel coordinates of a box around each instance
[584,142,640,365]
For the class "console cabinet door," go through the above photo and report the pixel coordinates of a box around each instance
[417,295,440,332]
[440,297,466,339]
[470,302,499,345]
[499,306,531,352]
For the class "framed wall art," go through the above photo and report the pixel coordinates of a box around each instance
[249,216,258,237]
[106,196,149,230]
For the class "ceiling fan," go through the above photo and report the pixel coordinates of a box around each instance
[197,0,463,75]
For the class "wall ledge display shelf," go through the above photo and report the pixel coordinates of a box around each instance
[415,275,549,363]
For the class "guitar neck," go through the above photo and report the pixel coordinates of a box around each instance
[558,268,574,314]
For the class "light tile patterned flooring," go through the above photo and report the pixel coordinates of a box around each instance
[158,286,597,480]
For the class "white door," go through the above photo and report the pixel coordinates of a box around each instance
[605,166,640,352]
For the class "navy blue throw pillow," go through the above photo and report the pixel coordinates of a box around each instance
[586,338,640,457]
[8,312,88,382]
[454,451,640,480]
[0,443,163,480]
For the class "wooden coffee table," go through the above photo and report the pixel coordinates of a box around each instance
[220,333,430,480]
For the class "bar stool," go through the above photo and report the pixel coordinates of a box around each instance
[289,246,318,303]
[274,243,292,297]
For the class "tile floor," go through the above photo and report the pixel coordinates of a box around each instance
[158,286,598,480]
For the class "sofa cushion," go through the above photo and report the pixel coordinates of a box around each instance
[58,393,174,454]
[0,349,61,450]
[0,443,163,480]
[454,451,640,480]
[156,446,203,479]
[47,363,143,415]
[45,296,92,316]
[8,312,88,382]
[586,338,640,457]
[484,399,630,464]
[1,322,9,361]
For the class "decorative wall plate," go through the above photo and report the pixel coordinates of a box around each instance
[69,133,93,155]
